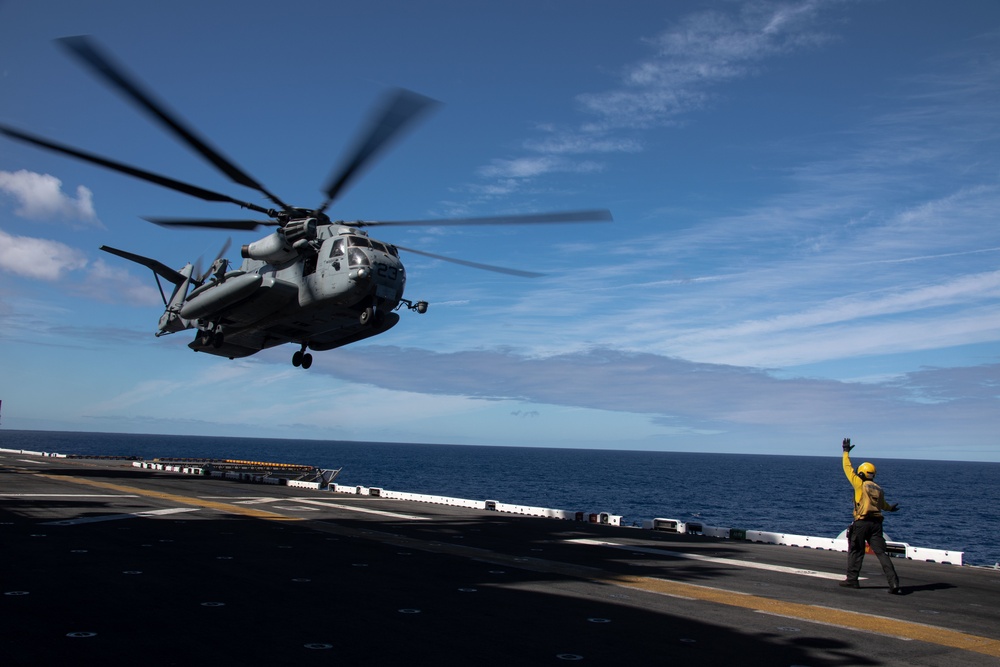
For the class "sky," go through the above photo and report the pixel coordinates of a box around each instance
[0,0,998,461]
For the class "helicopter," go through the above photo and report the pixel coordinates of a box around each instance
[1,37,611,369]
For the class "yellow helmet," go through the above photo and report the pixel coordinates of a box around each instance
[858,462,876,478]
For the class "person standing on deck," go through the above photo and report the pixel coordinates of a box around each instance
[840,438,903,595]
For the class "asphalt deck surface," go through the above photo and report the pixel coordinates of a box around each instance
[2,452,998,666]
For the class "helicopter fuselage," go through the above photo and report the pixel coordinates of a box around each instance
[179,224,408,361]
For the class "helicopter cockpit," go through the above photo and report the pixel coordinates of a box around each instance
[329,234,400,268]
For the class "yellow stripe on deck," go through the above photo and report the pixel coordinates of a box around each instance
[35,473,301,521]
[608,574,1000,659]
[31,470,999,658]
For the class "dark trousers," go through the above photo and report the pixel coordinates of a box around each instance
[846,517,899,588]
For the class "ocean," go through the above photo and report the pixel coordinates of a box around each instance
[2,429,997,567]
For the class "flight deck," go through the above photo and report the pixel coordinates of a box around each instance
[2,450,998,666]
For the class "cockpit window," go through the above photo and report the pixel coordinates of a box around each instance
[330,238,345,257]
[348,247,370,267]
[348,236,371,248]
[370,240,388,253]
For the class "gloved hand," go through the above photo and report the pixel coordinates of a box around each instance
[842,438,854,452]
[889,503,899,512]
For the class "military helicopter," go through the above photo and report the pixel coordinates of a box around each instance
[1,37,611,369]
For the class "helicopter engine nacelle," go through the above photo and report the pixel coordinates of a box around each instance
[241,218,318,263]
[242,232,296,263]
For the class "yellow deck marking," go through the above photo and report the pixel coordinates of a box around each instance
[34,473,300,521]
[607,574,1000,658]
[28,469,999,658]
[284,520,1000,659]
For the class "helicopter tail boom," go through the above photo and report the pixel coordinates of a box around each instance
[100,245,188,286]
[100,245,195,335]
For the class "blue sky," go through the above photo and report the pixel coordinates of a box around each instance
[1,0,997,461]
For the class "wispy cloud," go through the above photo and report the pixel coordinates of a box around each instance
[401,167,1000,367]
[577,0,834,130]
[523,127,643,155]
[308,345,998,441]
[465,1,837,197]
[477,156,605,180]
[73,258,162,307]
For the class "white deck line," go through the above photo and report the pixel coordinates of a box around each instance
[568,538,856,581]
[41,507,200,525]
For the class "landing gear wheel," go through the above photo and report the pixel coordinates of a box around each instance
[359,307,373,326]
[292,350,303,367]
[301,353,313,369]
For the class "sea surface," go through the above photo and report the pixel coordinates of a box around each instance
[3,429,998,567]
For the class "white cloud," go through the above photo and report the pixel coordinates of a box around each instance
[0,170,102,226]
[477,156,604,180]
[468,1,836,202]
[0,228,88,280]
[83,362,268,417]
[76,258,162,306]
[304,346,998,442]
[578,1,833,129]
[404,163,1000,365]
[676,270,1000,344]
[523,128,643,155]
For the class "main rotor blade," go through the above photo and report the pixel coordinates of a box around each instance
[318,89,439,214]
[0,124,274,215]
[58,35,291,212]
[144,217,277,231]
[395,245,543,278]
[356,208,614,228]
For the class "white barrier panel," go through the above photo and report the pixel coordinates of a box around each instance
[487,503,624,525]
[379,489,486,509]
[0,448,42,456]
[494,502,578,520]
[287,480,321,490]
[327,486,620,523]
[643,518,685,533]
[744,530,844,551]
[907,546,962,566]
[2,449,67,458]
[639,520,962,566]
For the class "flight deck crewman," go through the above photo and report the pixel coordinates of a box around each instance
[840,438,902,595]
